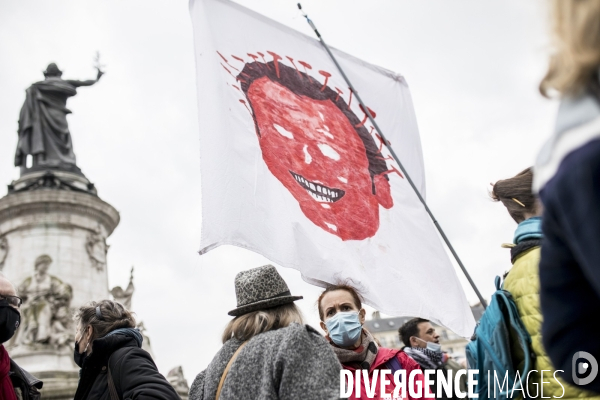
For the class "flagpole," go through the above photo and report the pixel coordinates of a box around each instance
[297,3,488,309]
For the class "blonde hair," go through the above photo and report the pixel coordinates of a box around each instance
[221,303,303,343]
[540,0,600,97]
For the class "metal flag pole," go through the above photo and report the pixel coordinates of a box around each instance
[297,3,488,309]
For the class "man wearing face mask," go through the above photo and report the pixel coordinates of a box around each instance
[399,318,466,400]
[0,274,43,400]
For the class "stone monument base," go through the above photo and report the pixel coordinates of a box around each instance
[33,370,79,400]
[7,346,79,400]
[0,169,120,399]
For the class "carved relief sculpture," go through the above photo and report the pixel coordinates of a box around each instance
[86,230,108,271]
[16,255,73,348]
[0,237,7,270]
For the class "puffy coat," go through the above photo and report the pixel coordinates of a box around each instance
[189,323,340,400]
[504,243,600,400]
[341,348,427,400]
[73,333,179,400]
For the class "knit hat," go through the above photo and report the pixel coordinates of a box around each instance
[228,265,303,316]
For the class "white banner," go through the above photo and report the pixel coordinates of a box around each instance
[190,0,475,336]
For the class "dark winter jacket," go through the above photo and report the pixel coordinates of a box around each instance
[73,332,179,400]
[534,90,600,394]
[9,359,43,400]
[189,323,341,400]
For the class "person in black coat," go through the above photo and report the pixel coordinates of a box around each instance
[1,274,42,400]
[73,299,179,400]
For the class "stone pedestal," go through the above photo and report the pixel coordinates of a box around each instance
[0,170,119,399]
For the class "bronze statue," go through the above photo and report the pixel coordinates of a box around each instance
[14,61,104,174]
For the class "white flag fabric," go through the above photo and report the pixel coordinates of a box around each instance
[190,0,475,336]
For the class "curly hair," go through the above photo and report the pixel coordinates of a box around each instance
[74,299,136,342]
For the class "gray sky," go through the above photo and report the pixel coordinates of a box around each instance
[0,0,556,383]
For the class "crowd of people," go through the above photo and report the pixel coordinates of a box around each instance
[2,0,600,398]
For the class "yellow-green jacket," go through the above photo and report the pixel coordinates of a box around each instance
[504,245,600,400]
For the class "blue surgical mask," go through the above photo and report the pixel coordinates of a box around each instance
[325,311,363,347]
[415,336,442,353]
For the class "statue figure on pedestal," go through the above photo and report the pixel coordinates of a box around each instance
[16,255,73,347]
[167,366,190,395]
[14,61,104,174]
[110,267,134,310]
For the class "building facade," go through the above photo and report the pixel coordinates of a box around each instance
[363,305,484,364]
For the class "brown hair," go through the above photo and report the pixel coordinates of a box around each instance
[74,299,136,342]
[540,0,600,97]
[221,303,303,344]
[317,284,364,321]
[491,167,536,223]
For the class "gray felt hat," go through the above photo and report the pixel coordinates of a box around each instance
[228,265,303,316]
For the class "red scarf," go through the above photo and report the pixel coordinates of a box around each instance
[0,344,17,400]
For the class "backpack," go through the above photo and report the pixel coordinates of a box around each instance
[465,276,534,400]
[386,355,402,379]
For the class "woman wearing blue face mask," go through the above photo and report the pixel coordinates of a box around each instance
[318,285,427,400]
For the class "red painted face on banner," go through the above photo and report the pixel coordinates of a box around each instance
[247,77,392,240]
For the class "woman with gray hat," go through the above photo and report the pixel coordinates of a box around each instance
[189,265,341,400]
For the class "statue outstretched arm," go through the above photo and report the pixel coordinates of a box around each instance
[66,69,104,88]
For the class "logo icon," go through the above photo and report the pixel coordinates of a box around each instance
[572,351,598,386]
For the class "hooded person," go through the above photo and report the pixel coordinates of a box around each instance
[189,265,341,400]
[0,274,42,400]
[72,299,179,400]
[317,284,427,400]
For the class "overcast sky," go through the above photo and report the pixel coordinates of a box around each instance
[0,0,556,383]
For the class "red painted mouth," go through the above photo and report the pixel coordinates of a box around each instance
[289,170,345,203]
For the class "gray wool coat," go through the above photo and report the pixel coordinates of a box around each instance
[189,323,341,400]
